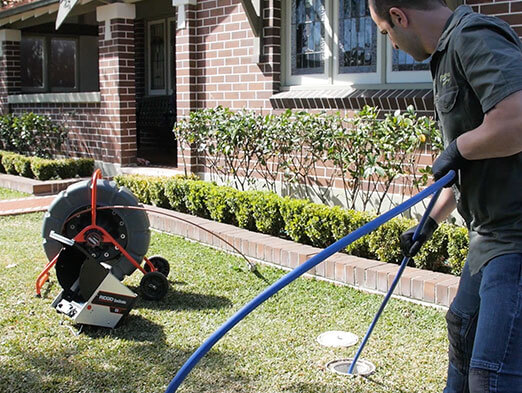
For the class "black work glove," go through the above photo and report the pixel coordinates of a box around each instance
[400,216,438,258]
[431,139,469,187]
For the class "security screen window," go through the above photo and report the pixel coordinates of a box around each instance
[339,0,376,73]
[20,37,45,89]
[291,0,325,75]
[49,38,77,89]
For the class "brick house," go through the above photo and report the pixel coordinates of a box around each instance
[0,0,521,176]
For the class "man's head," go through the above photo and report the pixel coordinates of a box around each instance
[369,0,447,26]
[369,0,449,61]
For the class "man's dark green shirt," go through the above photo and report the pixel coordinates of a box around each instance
[430,5,522,274]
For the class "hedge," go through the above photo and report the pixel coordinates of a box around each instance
[115,174,468,276]
[0,150,94,180]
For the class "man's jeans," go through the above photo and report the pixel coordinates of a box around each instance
[444,253,522,393]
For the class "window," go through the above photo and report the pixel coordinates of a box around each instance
[147,19,176,96]
[21,37,77,92]
[283,0,430,87]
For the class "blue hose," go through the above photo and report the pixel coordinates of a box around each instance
[347,186,442,374]
[165,171,455,392]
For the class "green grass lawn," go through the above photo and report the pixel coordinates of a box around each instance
[0,187,30,200]
[0,213,450,393]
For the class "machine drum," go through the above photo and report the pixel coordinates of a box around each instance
[42,179,151,280]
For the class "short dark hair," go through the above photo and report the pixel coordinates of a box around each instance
[370,0,447,25]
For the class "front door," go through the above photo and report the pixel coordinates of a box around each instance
[137,18,177,166]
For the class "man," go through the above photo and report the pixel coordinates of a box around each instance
[369,1,522,392]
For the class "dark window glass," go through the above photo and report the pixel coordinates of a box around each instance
[291,0,325,75]
[338,0,376,73]
[49,38,77,89]
[20,37,44,89]
[150,23,165,90]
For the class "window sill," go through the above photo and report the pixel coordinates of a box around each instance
[270,87,434,113]
[8,92,101,104]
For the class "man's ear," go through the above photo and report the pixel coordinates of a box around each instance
[389,7,408,27]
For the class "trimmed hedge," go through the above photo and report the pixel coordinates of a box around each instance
[115,174,468,276]
[0,150,94,180]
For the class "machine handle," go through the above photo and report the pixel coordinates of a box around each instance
[49,230,75,247]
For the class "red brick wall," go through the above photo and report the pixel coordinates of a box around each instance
[98,18,137,165]
[466,0,522,38]
[0,40,20,115]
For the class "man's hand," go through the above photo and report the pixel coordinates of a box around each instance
[399,216,438,258]
[432,139,469,186]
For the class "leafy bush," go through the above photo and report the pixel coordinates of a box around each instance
[13,155,33,178]
[0,113,67,158]
[175,106,442,212]
[0,150,5,173]
[31,158,58,181]
[113,175,469,276]
[1,151,17,175]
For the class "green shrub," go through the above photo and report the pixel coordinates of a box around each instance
[206,185,238,224]
[303,203,335,249]
[0,150,5,173]
[185,181,212,218]
[447,225,468,276]
[164,177,189,213]
[280,197,311,243]
[1,152,17,175]
[31,158,58,181]
[148,177,170,208]
[229,190,256,231]
[112,174,470,276]
[13,155,33,178]
[251,191,284,236]
[0,113,67,158]
[342,210,375,258]
[75,158,95,177]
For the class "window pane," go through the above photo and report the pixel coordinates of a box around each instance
[20,37,44,89]
[150,23,165,90]
[291,0,325,75]
[392,48,429,71]
[338,0,376,73]
[50,39,77,89]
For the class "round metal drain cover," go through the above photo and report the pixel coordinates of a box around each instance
[317,331,358,347]
[326,358,376,377]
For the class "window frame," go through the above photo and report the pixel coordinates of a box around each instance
[147,19,167,96]
[20,34,80,94]
[281,0,431,88]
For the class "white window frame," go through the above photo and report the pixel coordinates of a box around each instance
[282,0,431,88]
[147,19,168,95]
[386,41,431,83]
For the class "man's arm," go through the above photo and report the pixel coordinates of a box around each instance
[429,188,457,224]
[457,89,522,159]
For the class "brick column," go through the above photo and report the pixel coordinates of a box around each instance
[0,29,21,115]
[96,3,137,166]
[175,5,201,174]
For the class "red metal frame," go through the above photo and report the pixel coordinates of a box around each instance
[35,169,157,296]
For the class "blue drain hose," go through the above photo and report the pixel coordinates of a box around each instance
[165,171,455,392]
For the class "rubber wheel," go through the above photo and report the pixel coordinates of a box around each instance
[140,271,169,301]
[42,178,150,281]
[144,255,170,277]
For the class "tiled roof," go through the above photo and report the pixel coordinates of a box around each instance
[1,0,34,9]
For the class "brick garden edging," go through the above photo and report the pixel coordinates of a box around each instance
[0,173,85,195]
[146,205,460,308]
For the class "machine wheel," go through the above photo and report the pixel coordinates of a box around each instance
[42,178,151,280]
[140,271,169,300]
[144,255,170,277]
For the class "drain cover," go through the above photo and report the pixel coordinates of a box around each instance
[317,331,358,347]
[326,358,376,377]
